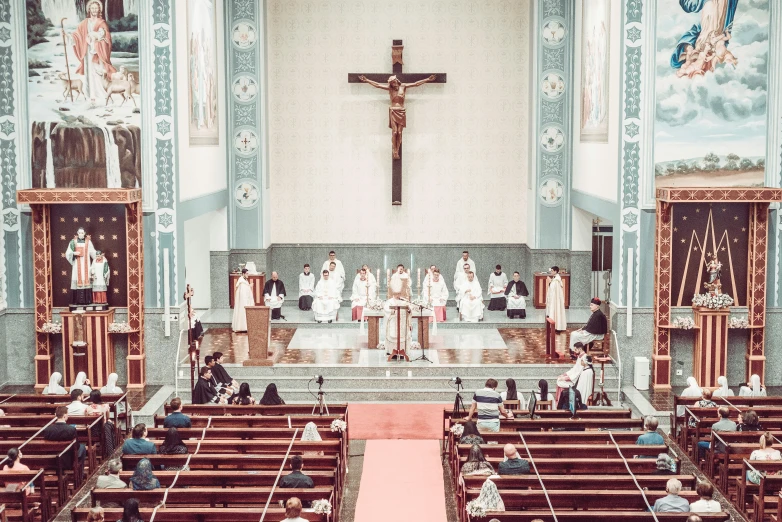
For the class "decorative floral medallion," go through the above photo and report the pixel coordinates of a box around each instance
[540,126,565,152]
[235,181,260,209]
[539,179,564,205]
[234,129,259,155]
[233,75,258,102]
[232,22,257,49]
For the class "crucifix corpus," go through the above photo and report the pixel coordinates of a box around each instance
[349,40,447,205]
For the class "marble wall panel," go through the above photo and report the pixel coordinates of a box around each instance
[209,252,230,309]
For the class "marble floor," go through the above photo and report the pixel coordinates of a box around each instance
[199,327,578,366]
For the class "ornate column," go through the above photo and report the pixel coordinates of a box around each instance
[126,200,145,386]
[652,199,672,388]
[30,205,52,389]
[533,0,574,249]
[747,202,769,379]
[226,0,269,248]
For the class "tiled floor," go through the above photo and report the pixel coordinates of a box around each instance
[198,326,579,366]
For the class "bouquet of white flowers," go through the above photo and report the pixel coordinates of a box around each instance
[311,499,332,515]
[40,322,62,334]
[108,322,133,333]
[450,424,464,437]
[330,419,347,433]
[729,316,749,329]
[466,500,487,517]
[692,292,733,309]
[672,317,695,330]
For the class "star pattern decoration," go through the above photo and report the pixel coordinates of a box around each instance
[113,270,119,276]
[62,288,67,294]
[733,238,738,243]
[112,217,117,222]
[0,27,11,43]
[681,238,686,243]
[60,217,66,222]
[0,120,15,135]
[682,216,687,220]
[157,120,172,135]
[112,235,118,240]
[99,235,105,240]
[112,252,118,258]
[625,122,640,138]
[61,271,66,276]
[113,288,120,294]
[695,208,700,213]
[626,27,642,43]
[154,27,169,43]
[99,217,104,222]
[3,212,18,228]
[623,213,638,227]
[158,213,174,228]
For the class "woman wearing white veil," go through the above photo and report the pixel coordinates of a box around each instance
[739,374,766,397]
[474,478,505,512]
[712,376,734,397]
[42,372,68,395]
[301,421,322,442]
[100,373,123,394]
[677,377,702,416]
[70,372,92,394]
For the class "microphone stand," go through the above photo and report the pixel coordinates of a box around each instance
[398,297,434,363]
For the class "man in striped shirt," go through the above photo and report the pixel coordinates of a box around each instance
[464,378,514,432]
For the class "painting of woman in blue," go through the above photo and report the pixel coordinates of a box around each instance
[671,0,739,78]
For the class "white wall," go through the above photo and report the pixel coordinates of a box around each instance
[267,0,531,244]
[184,208,227,309]
[571,206,594,251]
[176,0,228,201]
[571,0,621,202]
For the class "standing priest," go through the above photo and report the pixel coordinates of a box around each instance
[321,251,345,284]
[232,268,254,332]
[505,272,529,319]
[422,268,448,322]
[487,265,509,311]
[351,267,377,321]
[263,271,286,320]
[298,264,315,310]
[546,266,567,332]
[569,298,607,357]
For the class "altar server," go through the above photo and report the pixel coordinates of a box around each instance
[487,265,508,311]
[313,270,340,323]
[575,355,594,403]
[505,272,529,319]
[263,271,286,320]
[231,269,254,332]
[546,266,567,331]
[556,343,587,402]
[298,264,315,310]
[422,268,449,322]
[351,268,377,321]
[454,250,476,288]
[459,271,484,322]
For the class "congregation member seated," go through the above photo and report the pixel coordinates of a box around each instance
[695,388,716,408]
[688,481,721,513]
[678,377,702,416]
[739,374,767,397]
[460,444,494,476]
[298,264,315,311]
[192,366,227,404]
[43,371,67,395]
[119,498,143,522]
[655,453,677,474]
[301,422,322,442]
[459,421,485,445]
[696,406,736,459]
[687,517,703,522]
[498,444,530,475]
[122,424,156,455]
[459,271,484,322]
[70,371,92,394]
[130,459,160,491]
[159,427,189,470]
[282,497,308,522]
[737,409,763,431]
[636,416,664,445]
[86,390,117,455]
[204,356,234,395]
[42,406,87,477]
[230,382,256,405]
[67,388,88,416]
[86,507,104,522]
[500,378,518,403]
[210,352,238,390]
[279,455,314,488]
[747,432,782,484]
[487,265,508,311]
[504,272,528,319]
[313,270,340,323]
[464,378,513,432]
[2,448,32,493]
[651,478,690,512]
[533,379,555,403]
[263,271,286,320]
[163,397,191,428]
[96,459,127,489]
[568,297,607,356]
[712,375,734,397]
[474,478,505,511]
[100,372,124,395]
[86,390,110,416]
[259,383,285,405]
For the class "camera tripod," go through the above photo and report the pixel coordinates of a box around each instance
[452,380,466,416]
[312,380,330,416]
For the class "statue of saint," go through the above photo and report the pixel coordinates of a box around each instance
[65,227,97,305]
[357,74,437,159]
[704,253,722,295]
[90,250,110,305]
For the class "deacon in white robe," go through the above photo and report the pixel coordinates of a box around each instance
[350,269,377,321]
[546,266,567,331]
[313,270,340,323]
[298,265,316,310]
[487,265,509,311]
[505,272,529,319]
[422,268,448,322]
[263,272,286,320]
[454,251,477,289]
[454,262,471,310]
[321,251,345,284]
[459,272,484,322]
[232,270,255,332]
[556,345,587,403]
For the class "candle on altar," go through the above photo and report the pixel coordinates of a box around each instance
[417,268,421,286]
[376,269,380,286]
[387,268,391,285]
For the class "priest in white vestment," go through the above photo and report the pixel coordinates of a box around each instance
[546,266,567,331]
[487,265,509,311]
[327,261,345,300]
[231,269,255,332]
[454,251,476,289]
[422,268,448,322]
[298,264,315,310]
[459,271,484,322]
[556,344,587,402]
[361,264,377,288]
[505,272,529,319]
[313,270,340,323]
[454,262,471,311]
[263,271,286,320]
[65,227,97,305]
[321,251,345,285]
[384,270,412,356]
[351,268,377,321]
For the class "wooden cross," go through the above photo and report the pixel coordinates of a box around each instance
[349,40,446,205]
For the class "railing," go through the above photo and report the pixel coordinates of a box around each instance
[609,329,623,403]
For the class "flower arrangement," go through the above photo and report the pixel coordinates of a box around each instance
[466,500,487,518]
[108,322,133,333]
[672,317,695,330]
[366,298,385,312]
[330,419,347,433]
[311,499,332,515]
[729,316,749,329]
[450,423,464,437]
[40,322,62,334]
[692,292,734,309]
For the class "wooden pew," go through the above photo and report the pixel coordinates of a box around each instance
[166,403,348,416]
[0,393,130,434]
[0,469,50,521]
[702,432,782,478]
[72,507,329,522]
[0,449,79,506]
[153,414,344,429]
[90,486,334,508]
[682,406,782,456]
[672,396,782,436]
[116,469,337,488]
[736,460,782,521]
[144,439,341,455]
[466,512,729,522]
[462,488,702,510]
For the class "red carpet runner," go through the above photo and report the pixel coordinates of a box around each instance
[348,403,445,440]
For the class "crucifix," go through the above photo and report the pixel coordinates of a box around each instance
[349,40,446,205]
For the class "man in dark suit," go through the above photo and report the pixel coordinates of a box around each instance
[279,455,315,488]
[42,406,87,479]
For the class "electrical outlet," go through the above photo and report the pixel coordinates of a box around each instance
[676,369,683,376]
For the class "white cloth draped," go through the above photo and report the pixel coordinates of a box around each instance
[384,298,412,352]
[459,279,484,322]
[546,274,567,330]
[70,372,92,394]
[576,367,594,401]
[231,276,255,332]
[506,286,526,310]
[313,278,340,321]
[739,374,766,397]
[100,373,123,394]
[264,281,285,309]
[557,354,585,389]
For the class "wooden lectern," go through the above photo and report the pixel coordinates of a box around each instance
[243,306,273,366]
[387,305,410,362]
[533,272,570,309]
[61,309,115,388]
[692,306,729,388]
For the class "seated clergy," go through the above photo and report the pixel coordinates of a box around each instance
[454,262,471,311]
[192,366,227,404]
[298,264,315,311]
[422,268,448,322]
[263,271,286,320]
[351,267,376,321]
[504,271,529,319]
[459,271,484,322]
[487,265,508,311]
[327,261,345,299]
[569,297,607,355]
[313,270,340,323]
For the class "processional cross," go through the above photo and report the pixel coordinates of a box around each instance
[349,40,447,205]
